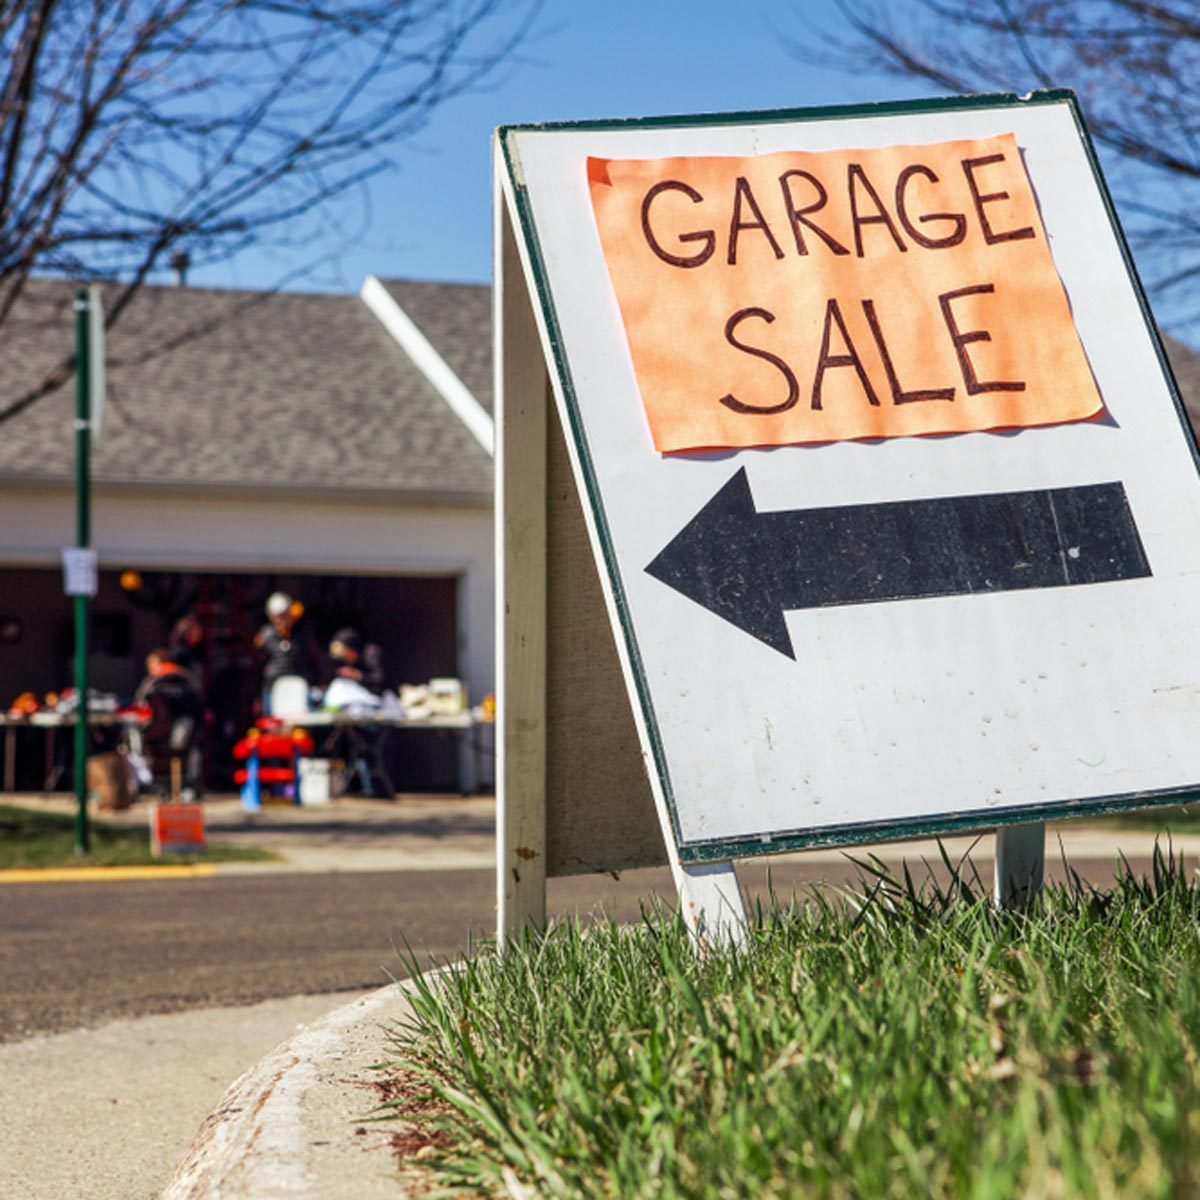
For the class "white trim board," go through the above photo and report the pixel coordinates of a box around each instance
[360,274,495,456]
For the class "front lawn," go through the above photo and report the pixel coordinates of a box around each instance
[0,802,276,869]
[382,852,1200,1198]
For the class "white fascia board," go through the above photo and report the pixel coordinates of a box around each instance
[360,274,495,456]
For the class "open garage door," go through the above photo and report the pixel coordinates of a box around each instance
[0,566,464,794]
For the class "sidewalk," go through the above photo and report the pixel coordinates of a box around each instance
[0,988,376,1200]
[164,984,411,1200]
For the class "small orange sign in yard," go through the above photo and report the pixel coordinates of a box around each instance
[149,802,206,857]
[587,133,1102,452]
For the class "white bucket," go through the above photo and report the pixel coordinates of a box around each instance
[298,757,332,805]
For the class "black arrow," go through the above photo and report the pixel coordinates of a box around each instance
[645,469,1150,659]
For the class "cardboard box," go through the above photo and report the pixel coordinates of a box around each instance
[88,753,133,812]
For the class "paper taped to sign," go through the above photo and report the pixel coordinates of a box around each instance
[588,133,1103,453]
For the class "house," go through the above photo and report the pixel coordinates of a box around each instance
[0,275,495,792]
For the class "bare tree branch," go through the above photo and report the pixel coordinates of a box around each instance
[0,0,541,424]
[797,0,1200,331]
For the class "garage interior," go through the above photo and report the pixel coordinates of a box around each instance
[0,566,464,794]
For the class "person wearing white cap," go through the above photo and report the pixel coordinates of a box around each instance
[265,591,291,619]
[254,592,314,714]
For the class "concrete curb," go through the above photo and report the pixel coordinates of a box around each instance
[163,981,416,1199]
[0,864,218,884]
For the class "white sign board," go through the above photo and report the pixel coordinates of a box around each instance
[498,91,1200,869]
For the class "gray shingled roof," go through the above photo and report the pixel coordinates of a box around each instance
[379,278,493,414]
[0,278,492,498]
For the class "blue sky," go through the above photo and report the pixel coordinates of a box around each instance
[199,1,936,294]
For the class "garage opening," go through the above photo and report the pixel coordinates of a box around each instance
[0,566,465,794]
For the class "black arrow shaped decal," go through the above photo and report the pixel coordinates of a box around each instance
[645,469,1150,659]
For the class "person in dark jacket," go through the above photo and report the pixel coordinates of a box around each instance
[327,627,385,692]
[325,627,388,796]
[134,648,203,796]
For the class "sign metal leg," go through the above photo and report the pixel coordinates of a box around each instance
[675,860,747,947]
[994,822,1045,909]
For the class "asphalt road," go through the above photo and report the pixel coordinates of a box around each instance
[0,848,1160,1043]
[0,861,888,1040]
[0,869,488,1042]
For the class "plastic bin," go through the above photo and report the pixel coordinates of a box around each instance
[299,757,332,805]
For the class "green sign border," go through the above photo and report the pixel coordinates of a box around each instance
[500,89,1200,863]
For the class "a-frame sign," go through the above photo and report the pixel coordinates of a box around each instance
[494,91,1200,941]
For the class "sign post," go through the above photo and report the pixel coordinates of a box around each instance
[994,822,1045,909]
[495,91,1200,938]
[69,287,102,856]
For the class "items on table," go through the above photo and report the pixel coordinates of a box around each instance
[397,678,467,718]
[6,688,126,718]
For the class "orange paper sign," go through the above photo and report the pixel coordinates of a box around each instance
[587,134,1103,453]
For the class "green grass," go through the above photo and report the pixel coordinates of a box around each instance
[0,802,277,869]
[383,851,1200,1199]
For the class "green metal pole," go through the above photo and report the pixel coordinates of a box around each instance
[74,290,90,856]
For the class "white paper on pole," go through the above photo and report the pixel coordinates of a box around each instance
[87,283,105,438]
[61,547,98,597]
